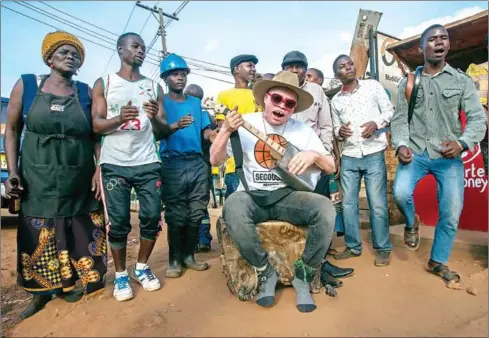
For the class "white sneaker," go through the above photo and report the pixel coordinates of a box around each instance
[132,266,161,291]
[113,274,134,301]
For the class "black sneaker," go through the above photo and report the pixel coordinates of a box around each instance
[374,251,391,267]
[197,243,211,253]
[334,248,361,260]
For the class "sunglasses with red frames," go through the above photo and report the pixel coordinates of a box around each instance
[267,92,297,110]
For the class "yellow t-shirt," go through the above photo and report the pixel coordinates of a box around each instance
[215,88,262,174]
[211,166,219,175]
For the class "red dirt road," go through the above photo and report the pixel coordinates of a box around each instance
[2,208,488,337]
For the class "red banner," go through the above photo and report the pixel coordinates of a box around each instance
[413,112,488,232]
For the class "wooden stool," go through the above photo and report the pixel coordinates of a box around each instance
[216,216,322,301]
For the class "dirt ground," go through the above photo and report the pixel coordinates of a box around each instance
[2,208,488,337]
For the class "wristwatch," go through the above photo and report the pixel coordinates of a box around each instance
[458,140,469,151]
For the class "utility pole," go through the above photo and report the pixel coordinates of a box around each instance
[135,1,179,59]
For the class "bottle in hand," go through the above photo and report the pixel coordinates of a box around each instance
[8,178,21,214]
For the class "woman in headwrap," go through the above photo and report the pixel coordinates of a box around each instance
[4,31,107,319]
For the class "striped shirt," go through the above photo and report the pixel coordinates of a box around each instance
[391,63,487,159]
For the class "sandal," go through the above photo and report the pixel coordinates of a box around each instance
[427,263,461,283]
[404,216,421,251]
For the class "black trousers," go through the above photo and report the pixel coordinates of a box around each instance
[161,155,209,229]
[101,162,162,249]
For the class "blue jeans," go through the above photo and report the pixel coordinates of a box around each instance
[225,172,240,198]
[393,150,464,264]
[341,151,391,254]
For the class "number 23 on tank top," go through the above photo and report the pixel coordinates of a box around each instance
[108,103,142,131]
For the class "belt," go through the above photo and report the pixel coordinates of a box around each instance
[162,153,202,160]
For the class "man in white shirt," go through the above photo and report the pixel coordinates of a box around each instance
[210,71,336,313]
[331,55,394,267]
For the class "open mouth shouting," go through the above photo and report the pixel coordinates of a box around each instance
[433,47,446,58]
[272,109,285,118]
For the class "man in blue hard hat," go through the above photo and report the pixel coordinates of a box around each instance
[281,51,353,288]
[159,54,215,278]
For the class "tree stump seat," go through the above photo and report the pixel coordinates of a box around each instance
[216,216,322,301]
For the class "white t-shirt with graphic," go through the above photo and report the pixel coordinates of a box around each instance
[226,112,330,192]
[99,74,161,167]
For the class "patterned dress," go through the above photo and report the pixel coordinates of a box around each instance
[17,75,107,295]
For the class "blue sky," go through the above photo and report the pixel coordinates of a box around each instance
[1,1,487,98]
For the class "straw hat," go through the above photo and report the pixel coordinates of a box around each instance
[252,71,313,113]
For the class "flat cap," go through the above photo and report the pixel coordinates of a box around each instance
[281,51,308,70]
[230,54,258,72]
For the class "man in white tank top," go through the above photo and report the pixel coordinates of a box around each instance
[91,33,174,302]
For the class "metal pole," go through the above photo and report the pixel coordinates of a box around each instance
[135,1,179,20]
[158,8,167,57]
[368,28,377,80]
[374,31,380,81]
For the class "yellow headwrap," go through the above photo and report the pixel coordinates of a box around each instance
[42,31,85,67]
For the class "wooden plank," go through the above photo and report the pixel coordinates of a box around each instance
[386,150,397,158]
[385,156,399,165]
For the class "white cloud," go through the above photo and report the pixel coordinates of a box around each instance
[205,39,219,52]
[399,6,486,39]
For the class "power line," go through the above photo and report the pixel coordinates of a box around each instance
[139,0,159,35]
[165,1,188,29]
[16,1,115,46]
[14,1,163,67]
[191,71,234,84]
[38,0,118,37]
[34,1,230,71]
[1,4,122,56]
[102,1,137,75]
[3,2,233,82]
[3,3,233,86]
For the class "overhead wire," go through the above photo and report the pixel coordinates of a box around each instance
[165,1,188,29]
[38,0,118,37]
[139,0,159,35]
[16,1,115,45]
[3,2,234,83]
[38,0,229,71]
[102,1,137,75]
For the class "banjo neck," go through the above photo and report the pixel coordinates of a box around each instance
[240,119,285,157]
[203,99,285,157]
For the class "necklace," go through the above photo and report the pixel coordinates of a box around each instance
[262,115,288,136]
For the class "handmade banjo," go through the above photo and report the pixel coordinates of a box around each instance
[202,98,322,192]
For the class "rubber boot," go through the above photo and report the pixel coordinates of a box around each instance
[20,294,52,320]
[166,226,183,278]
[182,226,209,271]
